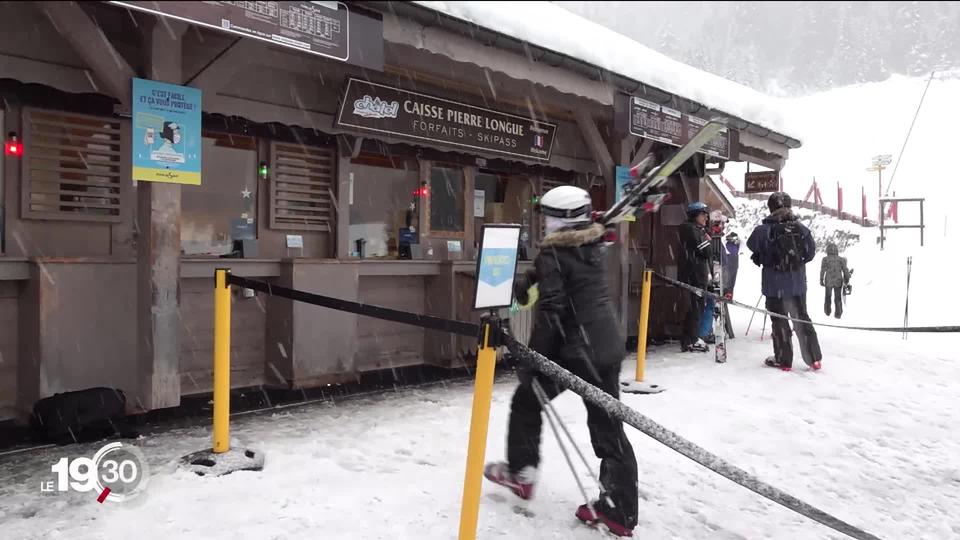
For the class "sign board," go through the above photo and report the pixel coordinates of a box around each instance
[614,166,636,221]
[132,78,202,185]
[744,170,780,193]
[110,1,383,71]
[336,79,557,162]
[473,225,521,310]
[627,97,729,159]
[286,234,304,248]
[474,189,486,217]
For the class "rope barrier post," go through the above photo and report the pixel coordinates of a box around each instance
[458,313,501,540]
[213,268,231,453]
[622,270,664,394]
[179,269,264,477]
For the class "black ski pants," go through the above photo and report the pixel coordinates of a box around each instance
[824,286,843,318]
[507,349,638,528]
[683,288,706,347]
[766,295,823,368]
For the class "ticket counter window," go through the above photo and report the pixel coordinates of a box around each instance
[475,171,533,259]
[349,154,420,258]
[181,133,257,256]
[429,165,465,236]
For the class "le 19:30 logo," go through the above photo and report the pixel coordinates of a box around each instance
[42,442,150,503]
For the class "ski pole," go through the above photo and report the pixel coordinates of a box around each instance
[760,313,768,341]
[531,379,597,519]
[532,378,602,489]
[903,257,912,340]
[745,294,763,336]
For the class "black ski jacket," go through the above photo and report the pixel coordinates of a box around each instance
[678,220,713,288]
[514,223,624,370]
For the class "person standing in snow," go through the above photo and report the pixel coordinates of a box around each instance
[484,185,638,537]
[820,241,851,319]
[720,230,741,338]
[747,192,823,371]
[679,202,713,352]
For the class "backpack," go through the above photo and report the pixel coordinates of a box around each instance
[769,221,807,272]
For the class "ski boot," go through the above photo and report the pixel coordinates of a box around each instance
[682,339,710,353]
[483,462,535,500]
[810,360,822,371]
[764,357,792,371]
[575,501,634,537]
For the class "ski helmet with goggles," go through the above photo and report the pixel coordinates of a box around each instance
[538,185,592,221]
[768,191,792,212]
[686,202,709,219]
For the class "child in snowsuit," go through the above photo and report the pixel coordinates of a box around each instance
[820,242,851,318]
[484,185,638,537]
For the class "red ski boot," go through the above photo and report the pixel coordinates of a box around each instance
[764,357,792,372]
[810,361,822,371]
[576,502,634,537]
[483,462,535,500]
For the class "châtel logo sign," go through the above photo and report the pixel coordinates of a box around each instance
[352,95,400,119]
[336,78,557,161]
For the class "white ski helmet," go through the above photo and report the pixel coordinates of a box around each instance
[538,185,592,221]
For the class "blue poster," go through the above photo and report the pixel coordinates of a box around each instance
[474,226,521,310]
[132,78,202,185]
[615,165,637,221]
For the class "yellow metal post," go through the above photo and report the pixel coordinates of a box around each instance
[636,270,652,382]
[213,269,231,453]
[458,317,498,540]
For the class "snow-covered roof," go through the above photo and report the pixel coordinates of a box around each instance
[413,1,798,143]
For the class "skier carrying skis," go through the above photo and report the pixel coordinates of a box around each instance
[484,185,638,537]
[820,241,851,319]
[679,202,713,352]
[747,192,823,371]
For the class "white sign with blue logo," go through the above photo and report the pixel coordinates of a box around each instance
[474,225,521,310]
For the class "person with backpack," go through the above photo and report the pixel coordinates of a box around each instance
[746,192,823,371]
[484,185,638,537]
[679,202,713,353]
[820,241,851,319]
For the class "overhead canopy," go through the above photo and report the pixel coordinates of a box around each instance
[405,1,801,152]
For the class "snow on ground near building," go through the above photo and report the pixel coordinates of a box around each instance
[414,1,792,136]
[1,230,958,539]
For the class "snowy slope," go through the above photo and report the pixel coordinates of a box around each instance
[725,71,960,247]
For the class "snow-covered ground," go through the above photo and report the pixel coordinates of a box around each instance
[1,220,958,539]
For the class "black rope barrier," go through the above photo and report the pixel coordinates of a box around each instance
[225,274,883,540]
[652,271,960,333]
[227,274,480,338]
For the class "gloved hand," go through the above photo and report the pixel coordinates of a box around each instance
[820,279,825,287]
[724,291,732,300]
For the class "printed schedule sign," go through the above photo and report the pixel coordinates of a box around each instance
[474,225,521,310]
[132,78,202,185]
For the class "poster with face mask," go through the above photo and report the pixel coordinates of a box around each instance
[132,78,202,185]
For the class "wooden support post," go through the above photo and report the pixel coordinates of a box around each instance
[40,2,136,106]
[136,19,189,410]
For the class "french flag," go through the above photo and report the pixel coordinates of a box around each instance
[533,135,544,147]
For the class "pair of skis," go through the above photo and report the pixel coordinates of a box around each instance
[712,240,727,363]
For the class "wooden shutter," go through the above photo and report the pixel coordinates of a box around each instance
[22,108,124,222]
[270,142,336,231]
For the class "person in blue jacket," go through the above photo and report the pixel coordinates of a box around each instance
[746,192,823,371]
